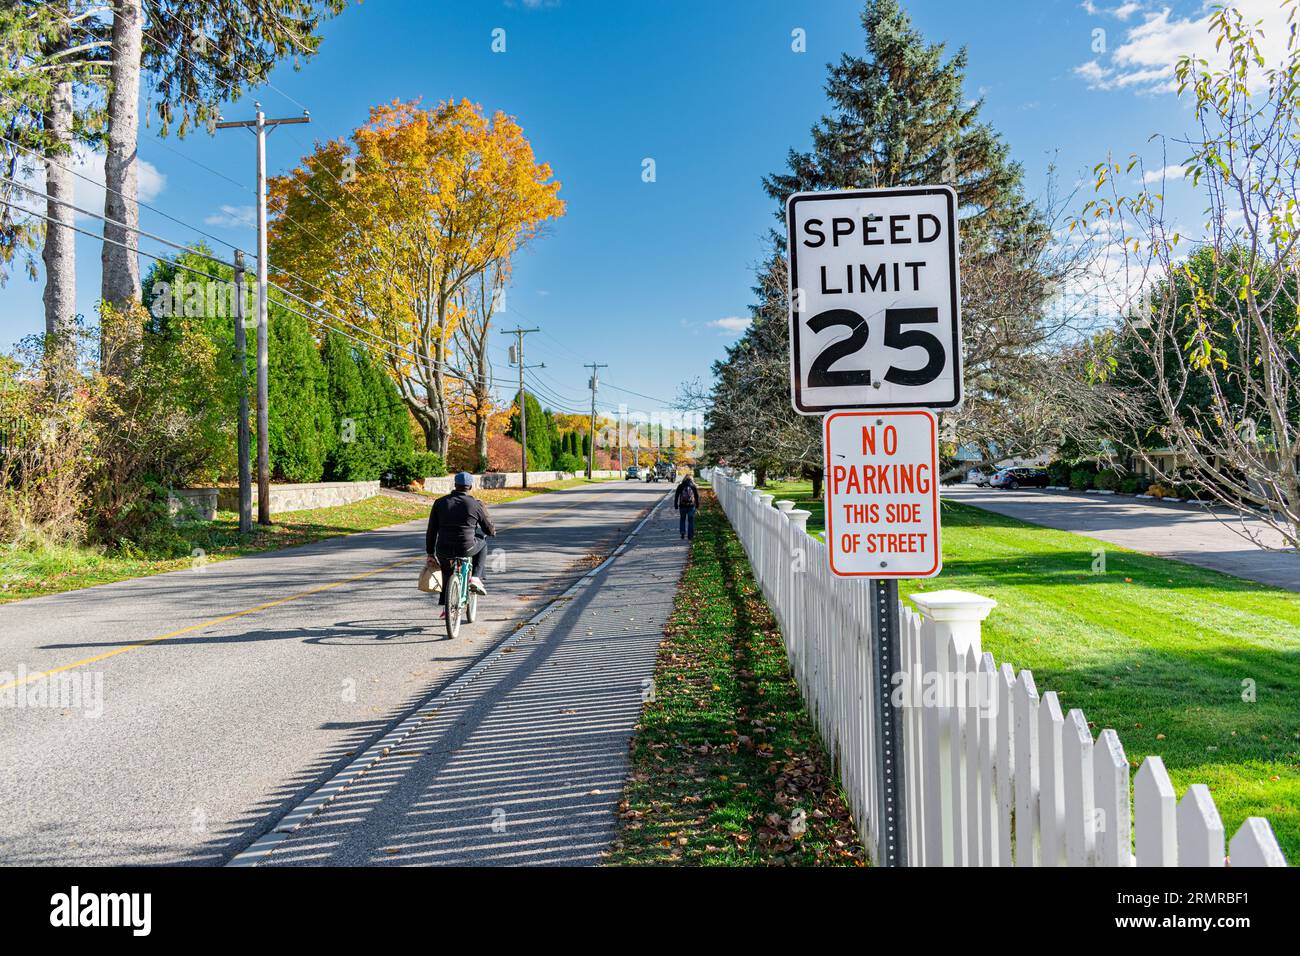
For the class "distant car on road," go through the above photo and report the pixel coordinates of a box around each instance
[990,467,1050,490]
[966,467,991,487]
[625,466,641,481]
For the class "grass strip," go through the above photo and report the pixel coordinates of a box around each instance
[607,490,865,866]
[0,494,430,604]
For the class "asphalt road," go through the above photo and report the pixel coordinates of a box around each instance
[944,485,1300,593]
[0,481,670,866]
[246,489,688,866]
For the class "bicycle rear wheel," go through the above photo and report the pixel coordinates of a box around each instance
[466,590,479,623]
[445,567,463,639]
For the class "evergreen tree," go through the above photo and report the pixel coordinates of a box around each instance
[747,0,1070,472]
[268,308,332,482]
[360,345,413,474]
[507,390,553,470]
[764,0,1034,240]
[321,331,379,480]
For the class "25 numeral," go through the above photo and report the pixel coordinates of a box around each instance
[804,306,944,389]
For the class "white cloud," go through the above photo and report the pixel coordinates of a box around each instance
[1141,163,1186,184]
[204,204,255,229]
[709,316,751,334]
[1081,0,1143,18]
[1074,60,1111,85]
[1076,0,1291,94]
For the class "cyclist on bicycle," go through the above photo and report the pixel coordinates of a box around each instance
[425,471,496,618]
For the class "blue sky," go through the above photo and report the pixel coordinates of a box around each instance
[1,0,1269,420]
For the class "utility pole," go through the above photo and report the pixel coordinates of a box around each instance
[501,327,540,488]
[217,103,310,525]
[584,363,607,480]
[618,403,626,474]
[233,251,253,534]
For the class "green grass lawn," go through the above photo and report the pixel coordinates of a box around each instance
[608,492,865,866]
[0,494,430,605]
[756,479,1300,862]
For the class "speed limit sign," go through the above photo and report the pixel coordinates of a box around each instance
[786,186,963,413]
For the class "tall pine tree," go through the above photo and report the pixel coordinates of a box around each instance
[508,390,553,471]
[749,0,1069,473]
[764,0,1035,240]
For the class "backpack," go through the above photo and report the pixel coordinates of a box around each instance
[679,483,698,508]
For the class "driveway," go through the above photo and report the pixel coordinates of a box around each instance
[943,485,1300,593]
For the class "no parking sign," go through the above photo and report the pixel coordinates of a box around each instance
[824,409,941,578]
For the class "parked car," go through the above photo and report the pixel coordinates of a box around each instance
[625,465,641,481]
[649,461,675,483]
[990,467,1050,490]
[966,467,991,487]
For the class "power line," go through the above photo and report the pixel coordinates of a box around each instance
[0,133,254,259]
[499,302,681,408]
[0,194,437,381]
[118,30,384,281]
[2,172,445,375]
[1,173,238,271]
[142,131,254,195]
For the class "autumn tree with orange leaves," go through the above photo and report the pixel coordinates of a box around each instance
[267,99,564,458]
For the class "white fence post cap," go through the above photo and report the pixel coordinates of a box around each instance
[774,499,795,512]
[909,589,998,623]
[788,509,812,532]
[757,492,774,507]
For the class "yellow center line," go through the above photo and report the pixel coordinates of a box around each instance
[0,488,617,691]
[0,556,421,692]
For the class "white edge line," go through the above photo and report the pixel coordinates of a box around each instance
[227,489,673,867]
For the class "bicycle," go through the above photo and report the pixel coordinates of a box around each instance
[442,555,479,639]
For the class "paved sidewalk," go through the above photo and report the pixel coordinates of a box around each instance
[250,493,690,866]
[944,485,1300,593]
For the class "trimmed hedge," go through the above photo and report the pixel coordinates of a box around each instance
[1095,468,1122,492]
[1068,467,1095,490]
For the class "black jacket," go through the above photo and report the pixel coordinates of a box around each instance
[674,480,699,510]
[425,489,496,558]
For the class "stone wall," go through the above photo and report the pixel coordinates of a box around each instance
[423,471,579,493]
[168,487,218,522]
[216,480,381,515]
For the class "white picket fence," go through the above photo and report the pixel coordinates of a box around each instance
[710,470,1287,867]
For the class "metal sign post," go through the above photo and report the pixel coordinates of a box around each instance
[872,578,906,866]
[786,184,966,868]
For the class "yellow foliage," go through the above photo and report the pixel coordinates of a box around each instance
[266,98,565,449]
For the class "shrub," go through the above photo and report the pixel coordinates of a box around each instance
[1047,461,1072,486]
[0,358,92,545]
[1094,468,1121,491]
[415,451,446,477]
[1119,476,1142,494]
[3,306,231,552]
[387,451,445,487]
[1068,468,1094,490]
[554,451,585,474]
